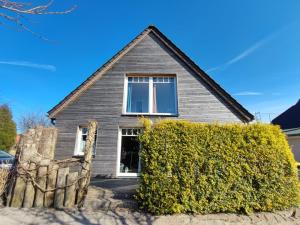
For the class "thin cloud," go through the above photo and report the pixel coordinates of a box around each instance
[206,27,285,73]
[233,91,263,96]
[0,60,56,72]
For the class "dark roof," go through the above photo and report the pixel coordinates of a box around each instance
[48,25,254,122]
[272,99,300,129]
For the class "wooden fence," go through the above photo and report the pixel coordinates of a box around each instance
[5,121,97,208]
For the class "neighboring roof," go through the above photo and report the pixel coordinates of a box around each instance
[272,99,300,129]
[48,25,254,122]
[284,127,300,137]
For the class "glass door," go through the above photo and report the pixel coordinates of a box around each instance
[117,128,141,176]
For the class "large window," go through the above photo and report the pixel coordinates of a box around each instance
[117,128,141,176]
[126,77,149,113]
[74,126,97,156]
[124,76,177,115]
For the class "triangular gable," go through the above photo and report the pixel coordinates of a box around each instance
[48,25,254,122]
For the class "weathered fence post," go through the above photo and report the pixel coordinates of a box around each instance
[77,120,97,207]
[9,128,42,207]
[33,162,48,207]
[9,164,27,207]
[64,172,78,207]
[38,127,57,160]
[23,162,37,207]
[44,163,59,207]
[6,124,95,209]
[54,167,69,208]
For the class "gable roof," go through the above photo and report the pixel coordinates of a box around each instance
[272,99,300,129]
[48,25,254,122]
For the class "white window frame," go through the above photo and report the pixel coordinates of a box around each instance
[74,126,97,156]
[122,75,178,115]
[74,126,87,156]
[116,128,142,177]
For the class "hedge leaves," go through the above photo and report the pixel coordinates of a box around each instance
[136,120,300,214]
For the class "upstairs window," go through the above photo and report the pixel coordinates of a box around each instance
[124,76,177,115]
[126,77,149,113]
[153,77,176,114]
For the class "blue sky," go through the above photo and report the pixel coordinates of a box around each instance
[0,0,300,125]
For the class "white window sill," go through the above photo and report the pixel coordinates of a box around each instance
[122,113,179,117]
[72,155,95,158]
[117,173,140,177]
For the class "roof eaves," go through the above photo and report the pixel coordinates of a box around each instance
[149,26,254,122]
[48,27,152,118]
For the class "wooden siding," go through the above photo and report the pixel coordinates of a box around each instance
[54,33,242,177]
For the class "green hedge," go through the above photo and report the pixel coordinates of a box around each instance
[136,120,300,214]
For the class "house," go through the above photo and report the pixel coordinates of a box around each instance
[48,25,254,178]
[272,100,300,162]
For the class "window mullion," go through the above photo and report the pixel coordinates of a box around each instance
[174,78,178,114]
[149,77,153,113]
[123,76,128,114]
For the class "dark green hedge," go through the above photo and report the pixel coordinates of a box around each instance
[136,120,300,214]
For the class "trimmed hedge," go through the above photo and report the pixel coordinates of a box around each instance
[136,120,300,214]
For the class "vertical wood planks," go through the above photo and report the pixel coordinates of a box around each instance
[7,123,95,209]
[10,176,26,207]
[54,167,69,208]
[23,162,37,208]
[64,172,78,208]
[44,164,59,207]
[33,165,48,207]
[10,163,28,207]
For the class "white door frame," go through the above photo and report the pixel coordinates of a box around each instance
[116,128,141,177]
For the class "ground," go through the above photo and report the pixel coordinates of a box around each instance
[1,207,300,225]
[2,179,300,225]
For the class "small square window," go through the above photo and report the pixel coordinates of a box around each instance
[74,126,97,156]
[82,127,88,135]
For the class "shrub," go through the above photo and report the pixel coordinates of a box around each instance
[136,120,300,214]
[0,105,16,151]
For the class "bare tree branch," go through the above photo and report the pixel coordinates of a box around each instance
[19,112,52,133]
[0,0,76,15]
[0,0,76,40]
